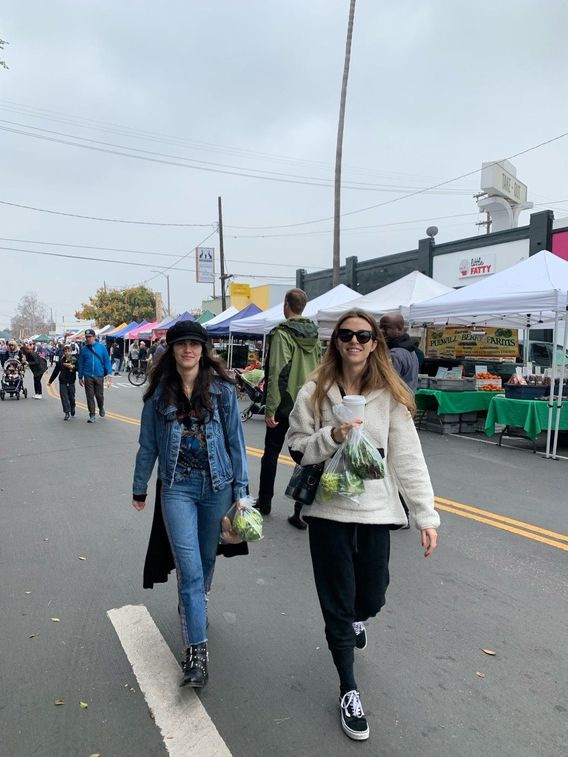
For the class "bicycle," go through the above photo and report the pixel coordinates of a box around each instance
[128,360,148,387]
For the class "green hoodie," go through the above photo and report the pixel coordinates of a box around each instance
[264,317,321,418]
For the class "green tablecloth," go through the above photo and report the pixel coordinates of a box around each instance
[416,389,498,415]
[484,396,568,439]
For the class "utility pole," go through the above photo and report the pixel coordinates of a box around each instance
[474,193,492,234]
[218,196,228,310]
[332,0,357,286]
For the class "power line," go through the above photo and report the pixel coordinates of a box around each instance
[0,119,473,195]
[0,242,298,282]
[0,236,318,268]
[0,199,214,227]
[0,99,479,190]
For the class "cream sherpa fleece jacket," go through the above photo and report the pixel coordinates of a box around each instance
[287,381,440,530]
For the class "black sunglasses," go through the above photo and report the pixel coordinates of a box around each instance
[336,328,375,344]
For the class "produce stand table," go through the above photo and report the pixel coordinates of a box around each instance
[416,389,497,414]
[415,389,499,434]
[484,396,568,451]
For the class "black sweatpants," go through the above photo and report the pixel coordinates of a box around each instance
[308,517,390,691]
[258,412,290,507]
[59,382,76,414]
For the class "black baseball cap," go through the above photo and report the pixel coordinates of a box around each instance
[84,329,96,336]
[166,320,208,345]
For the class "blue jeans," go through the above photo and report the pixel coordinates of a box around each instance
[161,468,233,646]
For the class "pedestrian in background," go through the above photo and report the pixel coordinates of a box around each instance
[110,341,123,376]
[379,312,419,393]
[0,339,8,367]
[255,288,321,529]
[78,329,112,423]
[132,320,249,689]
[48,344,77,420]
[21,343,48,399]
[379,312,420,527]
[288,309,439,742]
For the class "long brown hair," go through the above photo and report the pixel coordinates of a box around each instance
[143,342,235,419]
[311,309,415,417]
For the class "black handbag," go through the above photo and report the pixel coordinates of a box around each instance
[285,463,324,506]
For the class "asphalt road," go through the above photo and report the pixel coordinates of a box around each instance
[1,373,567,757]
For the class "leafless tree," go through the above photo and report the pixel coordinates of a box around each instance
[0,38,9,70]
[11,293,49,338]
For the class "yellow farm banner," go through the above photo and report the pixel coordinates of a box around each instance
[426,326,518,359]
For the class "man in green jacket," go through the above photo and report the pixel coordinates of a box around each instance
[255,288,321,529]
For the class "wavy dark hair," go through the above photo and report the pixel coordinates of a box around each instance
[311,308,415,416]
[143,341,235,419]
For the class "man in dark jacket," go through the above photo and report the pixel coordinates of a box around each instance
[255,288,321,529]
[48,344,77,420]
[78,329,112,423]
[379,312,418,528]
[379,313,419,393]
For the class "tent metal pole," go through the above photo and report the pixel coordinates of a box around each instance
[262,334,267,366]
[552,309,568,459]
[545,310,559,458]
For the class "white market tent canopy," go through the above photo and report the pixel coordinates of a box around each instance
[409,250,568,460]
[409,250,568,328]
[229,284,359,337]
[316,271,453,338]
[203,306,238,329]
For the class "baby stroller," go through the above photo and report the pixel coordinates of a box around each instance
[1,358,28,400]
[235,369,265,422]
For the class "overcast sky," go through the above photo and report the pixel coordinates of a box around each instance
[1,0,568,329]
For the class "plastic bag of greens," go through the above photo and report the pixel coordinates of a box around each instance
[223,496,263,542]
[333,404,385,480]
[318,443,365,503]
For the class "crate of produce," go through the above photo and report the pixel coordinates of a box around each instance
[423,420,461,435]
[475,378,502,391]
[429,377,475,392]
[504,384,548,400]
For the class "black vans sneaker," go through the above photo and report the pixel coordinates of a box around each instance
[340,690,369,741]
[353,621,367,650]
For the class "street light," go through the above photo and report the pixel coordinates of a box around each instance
[152,271,171,317]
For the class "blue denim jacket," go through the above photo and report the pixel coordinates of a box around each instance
[133,379,248,500]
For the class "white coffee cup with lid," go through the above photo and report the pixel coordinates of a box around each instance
[342,394,366,422]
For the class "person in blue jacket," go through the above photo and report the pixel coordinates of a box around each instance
[78,329,112,423]
[132,320,249,689]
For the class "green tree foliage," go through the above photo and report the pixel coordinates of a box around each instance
[11,292,50,338]
[75,285,156,327]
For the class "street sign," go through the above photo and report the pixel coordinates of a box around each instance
[196,247,215,283]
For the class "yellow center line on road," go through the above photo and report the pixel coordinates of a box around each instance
[46,383,567,551]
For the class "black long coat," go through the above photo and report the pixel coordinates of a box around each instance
[143,479,248,589]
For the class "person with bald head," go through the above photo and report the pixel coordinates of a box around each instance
[379,313,419,393]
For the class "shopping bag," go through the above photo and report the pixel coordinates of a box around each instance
[223,496,263,542]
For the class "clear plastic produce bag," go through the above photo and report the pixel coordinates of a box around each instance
[333,403,385,481]
[223,496,263,542]
[318,445,365,503]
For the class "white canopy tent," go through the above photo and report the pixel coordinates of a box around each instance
[316,271,453,338]
[203,306,238,329]
[229,284,359,337]
[409,251,568,458]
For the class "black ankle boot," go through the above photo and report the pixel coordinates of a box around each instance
[181,643,208,688]
[287,502,307,530]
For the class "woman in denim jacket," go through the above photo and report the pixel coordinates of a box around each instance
[132,320,248,688]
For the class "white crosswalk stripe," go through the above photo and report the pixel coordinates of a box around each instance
[107,604,231,757]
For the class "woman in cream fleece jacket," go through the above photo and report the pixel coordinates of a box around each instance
[287,309,439,742]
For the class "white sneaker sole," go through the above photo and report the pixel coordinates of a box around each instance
[341,715,370,741]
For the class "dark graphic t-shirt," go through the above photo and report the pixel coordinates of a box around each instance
[174,410,209,477]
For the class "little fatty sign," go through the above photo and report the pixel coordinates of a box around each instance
[459,254,495,279]
[426,326,518,359]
